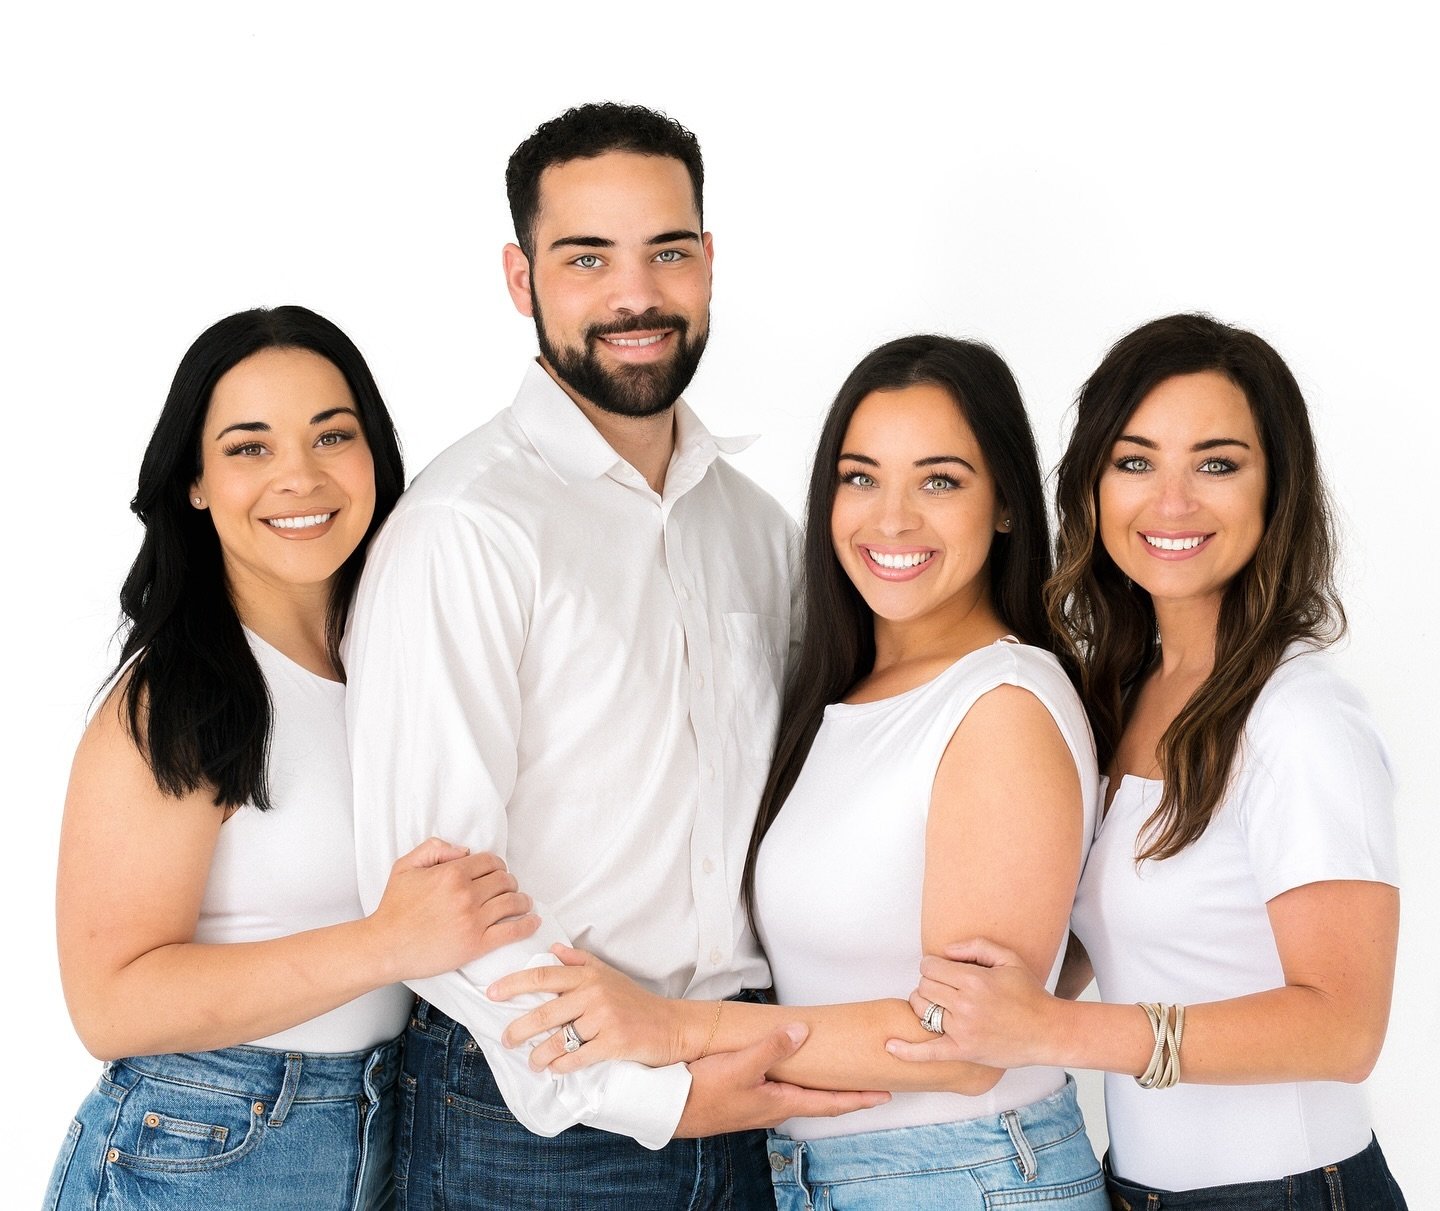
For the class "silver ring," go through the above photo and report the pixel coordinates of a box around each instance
[920,1001,945,1034]
[562,1021,583,1053]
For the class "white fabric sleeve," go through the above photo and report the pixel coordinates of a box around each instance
[1235,658,1400,902]
[346,503,690,1148]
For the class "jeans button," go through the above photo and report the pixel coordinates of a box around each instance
[768,1150,789,1172]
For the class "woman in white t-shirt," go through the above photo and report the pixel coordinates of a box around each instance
[491,335,1109,1209]
[46,307,539,1210]
[889,314,1407,1207]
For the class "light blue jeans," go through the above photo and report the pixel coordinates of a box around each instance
[45,1038,400,1211]
[766,1076,1106,1210]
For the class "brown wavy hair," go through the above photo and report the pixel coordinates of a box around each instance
[1047,314,1345,860]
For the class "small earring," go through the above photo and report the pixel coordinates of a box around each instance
[1002,518,1012,530]
[192,497,203,507]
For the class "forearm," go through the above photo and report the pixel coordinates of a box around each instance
[1048,985,1386,1085]
[682,997,1001,1094]
[66,916,393,1060]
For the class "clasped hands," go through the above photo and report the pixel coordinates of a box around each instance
[486,936,1062,1077]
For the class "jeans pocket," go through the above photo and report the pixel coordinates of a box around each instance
[108,1077,265,1173]
[43,1119,82,1211]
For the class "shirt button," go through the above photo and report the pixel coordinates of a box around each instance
[702,857,715,874]
[695,673,705,689]
[707,763,717,781]
[710,947,722,965]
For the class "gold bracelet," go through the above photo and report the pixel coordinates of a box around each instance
[697,1001,723,1060]
[1134,1002,1186,1090]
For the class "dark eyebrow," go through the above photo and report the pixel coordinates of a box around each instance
[647,230,701,246]
[549,235,614,251]
[1114,434,1251,452]
[215,420,269,440]
[213,407,358,441]
[311,407,359,425]
[838,452,978,475]
[915,455,977,474]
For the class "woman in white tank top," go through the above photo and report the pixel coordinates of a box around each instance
[491,336,1109,1209]
[889,315,1407,1207]
[46,307,539,1210]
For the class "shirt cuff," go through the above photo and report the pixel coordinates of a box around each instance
[584,1060,692,1150]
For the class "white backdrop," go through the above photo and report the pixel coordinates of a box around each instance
[4,3,1436,1203]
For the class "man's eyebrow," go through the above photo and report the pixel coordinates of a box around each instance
[548,235,615,251]
[647,230,702,246]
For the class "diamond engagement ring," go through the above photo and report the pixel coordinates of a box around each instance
[562,1021,584,1053]
[919,1002,945,1034]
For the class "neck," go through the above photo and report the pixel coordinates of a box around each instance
[539,357,676,494]
[1152,594,1223,680]
[228,574,338,680]
[870,583,1007,675]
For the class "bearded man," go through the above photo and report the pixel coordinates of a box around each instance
[345,103,877,1209]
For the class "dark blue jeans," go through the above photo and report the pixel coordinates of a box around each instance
[396,998,774,1210]
[1105,1134,1407,1210]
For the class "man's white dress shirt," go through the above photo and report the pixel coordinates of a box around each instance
[346,362,797,1149]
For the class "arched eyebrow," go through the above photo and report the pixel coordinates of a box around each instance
[214,407,358,441]
[1114,434,1252,452]
[838,452,977,474]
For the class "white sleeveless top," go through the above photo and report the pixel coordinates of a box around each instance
[755,639,1099,1140]
[1071,645,1398,1189]
[192,630,413,1052]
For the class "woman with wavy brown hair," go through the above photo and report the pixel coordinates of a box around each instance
[889,314,1407,1207]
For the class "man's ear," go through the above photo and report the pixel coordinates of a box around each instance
[503,243,534,317]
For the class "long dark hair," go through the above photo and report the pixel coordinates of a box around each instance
[1048,313,1344,860]
[116,305,405,809]
[742,335,1052,918]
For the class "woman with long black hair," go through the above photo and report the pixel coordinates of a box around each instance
[47,306,537,1210]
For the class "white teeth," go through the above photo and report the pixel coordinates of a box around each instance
[267,513,333,530]
[868,550,933,569]
[604,333,666,347]
[1143,534,1205,551]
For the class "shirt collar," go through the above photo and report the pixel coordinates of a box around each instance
[511,359,757,490]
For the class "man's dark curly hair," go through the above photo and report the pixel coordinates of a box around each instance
[505,102,704,260]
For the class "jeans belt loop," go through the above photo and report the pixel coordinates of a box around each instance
[1001,1107,1038,1182]
[268,1053,304,1127]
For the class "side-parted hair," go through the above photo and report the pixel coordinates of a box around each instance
[1048,313,1344,860]
[505,101,704,260]
[117,305,405,809]
[742,335,1053,919]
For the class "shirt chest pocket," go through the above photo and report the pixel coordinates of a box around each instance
[719,612,787,763]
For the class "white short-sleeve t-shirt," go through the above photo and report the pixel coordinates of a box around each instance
[1071,645,1399,1189]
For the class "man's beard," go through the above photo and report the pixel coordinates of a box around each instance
[533,296,709,419]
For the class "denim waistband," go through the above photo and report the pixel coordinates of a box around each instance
[768,1074,1086,1186]
[112,1037,402,1106]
